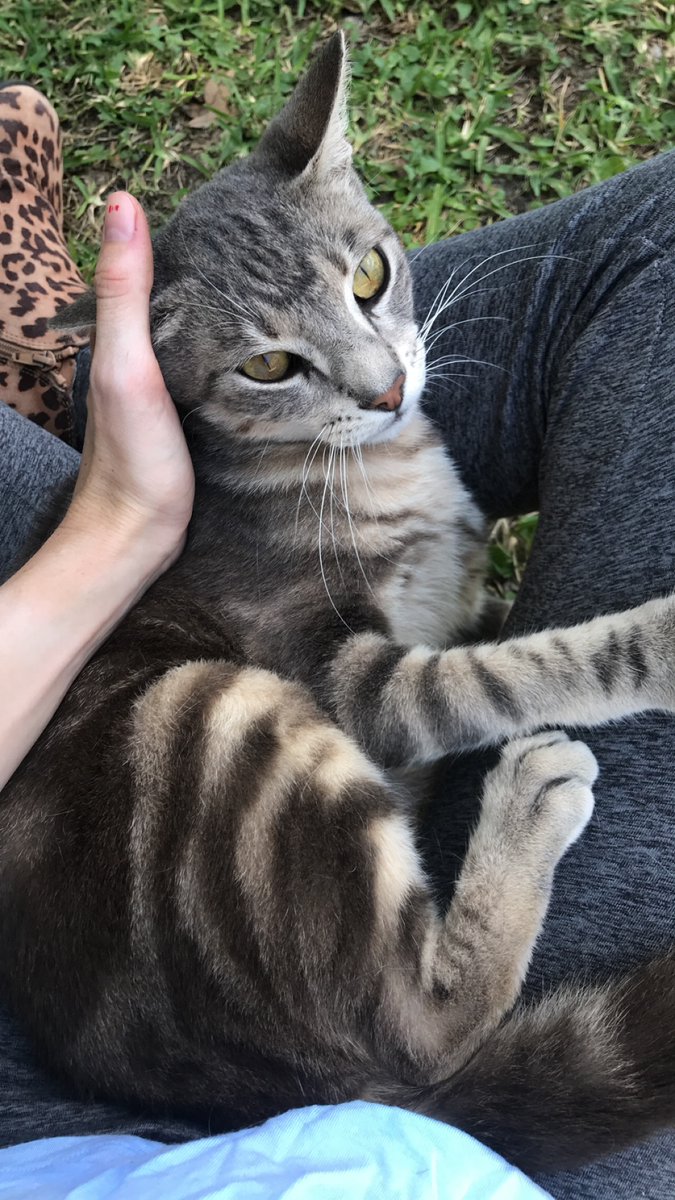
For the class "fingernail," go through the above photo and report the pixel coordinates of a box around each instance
[103,193,136,243]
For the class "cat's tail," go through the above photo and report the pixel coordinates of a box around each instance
[373,954,675,1174]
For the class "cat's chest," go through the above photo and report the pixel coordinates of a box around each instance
[378,519,466,648]
[354,426,484,648]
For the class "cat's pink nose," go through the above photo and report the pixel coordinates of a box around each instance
[369,373,405,412]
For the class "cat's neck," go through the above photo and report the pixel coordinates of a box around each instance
[156,407,479,661]
[175,410,461,607]
[188,411,443,511]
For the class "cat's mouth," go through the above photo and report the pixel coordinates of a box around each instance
[358,400,416,446]
[321,395,416,449]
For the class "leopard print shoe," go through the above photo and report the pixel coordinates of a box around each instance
[0,84,89,444]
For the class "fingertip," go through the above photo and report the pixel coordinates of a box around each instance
[102,192,151,253]
[96,192,154,300]
[103,193,137,243]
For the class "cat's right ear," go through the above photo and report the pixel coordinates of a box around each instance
[254,31,352,182]
[49,288,97,331]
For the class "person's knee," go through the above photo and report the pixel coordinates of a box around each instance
[603,150,675,252]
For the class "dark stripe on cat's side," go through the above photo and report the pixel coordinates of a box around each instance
[526,649,547,673]
[269,780,389,993]
[188,710,289,994]
[135,667,286,998]
[455,516,487,548]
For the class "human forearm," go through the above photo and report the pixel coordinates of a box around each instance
[0,192,194,791]
[0,505,182,792]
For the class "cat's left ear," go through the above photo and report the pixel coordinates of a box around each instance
[255,31,352,182]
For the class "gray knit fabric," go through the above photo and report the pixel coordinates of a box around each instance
[0,402,78,582]
[1,152,674,1196]
[416,150,675,1198]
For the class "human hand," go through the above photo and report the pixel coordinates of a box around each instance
[0,193,195,790]
[67,191,194,573]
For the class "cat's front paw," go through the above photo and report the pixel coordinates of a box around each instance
[482,730,597,866]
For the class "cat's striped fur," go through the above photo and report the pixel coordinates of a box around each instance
[4,32,675,1172]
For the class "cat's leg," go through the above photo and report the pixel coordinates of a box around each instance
[413,151,675,1193]
[125,658,593,1094]
[328,594,675,767]
[417,730,597,1075]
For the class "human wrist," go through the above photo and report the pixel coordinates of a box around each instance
[63,489,189,582]
[5,503,177,702]
[0,510,169,793]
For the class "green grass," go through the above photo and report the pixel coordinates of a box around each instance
[1,0,673,586]
[2,0,673,272]
[489,513,540,598]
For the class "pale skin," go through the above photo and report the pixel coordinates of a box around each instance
[0,193,195,793]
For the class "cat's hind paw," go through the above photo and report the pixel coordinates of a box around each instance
[482,730,597,866]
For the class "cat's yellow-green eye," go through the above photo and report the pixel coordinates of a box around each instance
[241,350,290,382]
[353,248,386,301]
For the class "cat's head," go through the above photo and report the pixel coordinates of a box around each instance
[58,33,425,451]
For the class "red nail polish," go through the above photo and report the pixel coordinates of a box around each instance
[103,194,135,243]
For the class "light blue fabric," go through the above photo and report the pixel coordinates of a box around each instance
[0,1101,550,1199]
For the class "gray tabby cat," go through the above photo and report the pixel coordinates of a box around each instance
[3,33,675,1172]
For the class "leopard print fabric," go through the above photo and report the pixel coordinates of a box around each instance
[0,85,89,444]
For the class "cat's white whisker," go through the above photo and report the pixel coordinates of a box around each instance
[340,436,375,599]
[421,314,509,354]
[425,375,474,398]
[251,437,273,483]
[351,446,397,567]
[294,426,329,542]
[353,444,378,517]
[180,283,248,325]
[426,354,509,375]
[328,443,347,583]
[181,403,209,429]
[419,264,480,342]
[406,240,442,268]
[420,243,551,338]
[425,370,483,381]
[418,268,459,341]
[425,251,581,337]
[420,288,509,347]
[317,441,354,633]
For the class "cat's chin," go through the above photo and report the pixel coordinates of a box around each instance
[359,400,418,447]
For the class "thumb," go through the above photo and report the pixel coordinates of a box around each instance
[93,192,154,363]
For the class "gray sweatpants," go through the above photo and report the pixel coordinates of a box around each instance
[1,151,674,1196]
